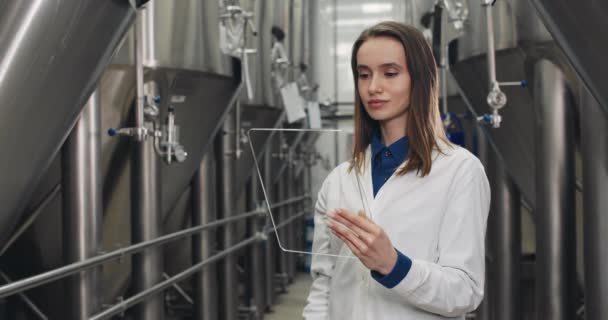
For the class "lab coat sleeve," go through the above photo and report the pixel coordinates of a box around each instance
[302,175,334,320]
[392,160,491,317]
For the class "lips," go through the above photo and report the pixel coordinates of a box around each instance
[368,99,388,109]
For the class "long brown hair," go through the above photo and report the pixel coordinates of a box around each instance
[349,21,448,177]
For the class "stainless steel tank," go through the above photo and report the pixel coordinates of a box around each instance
[0,0,135,249]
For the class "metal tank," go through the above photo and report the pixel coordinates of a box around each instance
[0,0,135,250]
[448,1,597,320]
[2,0,241,317]
[100,1,242,308]
[528,0,608,113]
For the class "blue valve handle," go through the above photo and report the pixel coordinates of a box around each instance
[107,128,117,137]
[520,79,528,87]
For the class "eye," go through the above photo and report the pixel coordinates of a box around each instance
[385,72,398,78]
[358,73,370,79]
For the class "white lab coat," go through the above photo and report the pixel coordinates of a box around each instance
[303,142,491,320]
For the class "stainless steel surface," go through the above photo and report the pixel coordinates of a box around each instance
[457,0,516,62]
[236,106,284,196]
[286,163,296,282]
[277,169,289,288]
[0,201,287,299]
[192,151,219,320]
[61,92,103,320]
[0,0,134,248]
[267,211,307,232]
[475,282,491,320]
[473,123,490,320]
[0,184,61,257]
[263,144,277,309]
[484,2,497,86]
[131,10,164,319]
[90,235,261,320]
[131,128,164,320]
[242,0,292,107]
[162,273,193,305]
[220,109,239,320]
[511,0,551,43]
[156,69,242,222]
[534,60,576,320]
[0,271,48,320]
[289,0,305,83]
[528,0,608,113]
[96,64,240,303]
[487,152,521,320]
[451,49,536,207]
[136,9,145,140]
[580,85,608,320]
[249,171,266,318]
[114,0,231,75]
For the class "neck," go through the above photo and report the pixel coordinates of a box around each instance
[379,115,407,146]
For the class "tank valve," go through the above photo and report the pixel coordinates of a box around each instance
[158,106,188,164]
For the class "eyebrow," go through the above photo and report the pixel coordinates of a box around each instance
[357,63,403,70]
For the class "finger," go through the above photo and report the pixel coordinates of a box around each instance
[358,210,371,220]
[329,215,370,239]
[330,221,370,255]
[330,228,376,266]
[327,219,360,239]
[336,208,379,235]
[330,228,362,256]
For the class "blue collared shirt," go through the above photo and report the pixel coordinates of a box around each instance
[369,132,413,288]
[371,133,409,197]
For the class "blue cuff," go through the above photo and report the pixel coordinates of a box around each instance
[370,249,412,289]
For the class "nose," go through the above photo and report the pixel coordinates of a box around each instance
[368,75,382,95]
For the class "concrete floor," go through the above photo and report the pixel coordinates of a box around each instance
[264,272,312,320]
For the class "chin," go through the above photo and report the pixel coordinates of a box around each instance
[365,109,393,122]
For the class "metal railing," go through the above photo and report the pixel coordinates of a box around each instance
[91,209,307,320]
[0,195,310,301]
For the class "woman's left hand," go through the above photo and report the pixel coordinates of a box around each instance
[327,208,398,275]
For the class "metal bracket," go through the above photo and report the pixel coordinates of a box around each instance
[163,273,193,305]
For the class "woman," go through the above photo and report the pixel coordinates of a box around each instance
[303,21,490,319]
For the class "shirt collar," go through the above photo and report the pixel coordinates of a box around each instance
[371,131,409,163]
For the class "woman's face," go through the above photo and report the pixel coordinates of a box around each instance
[356,36,412,125]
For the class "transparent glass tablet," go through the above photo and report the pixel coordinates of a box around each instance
[248,128,372,259]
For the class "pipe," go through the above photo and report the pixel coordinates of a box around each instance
[130,7,163,320]
[220,109,239,320]
[580,85,608,320]
[295,176,305,266]
[0,271,48,320]
[135,8,145,141]
[270,195,310,210]
[263,143,276,310]
[473,123,490,320]
[286,160,296,282]
[249,171,266,317]
[267,211,307,232]
[162,273,193,305]
[534,59,577,320]
[277,168,289,289]
[488,152,521,320]
[90,236,260,320]
[0,198,305,299]
[191,150,218,320]
[61,91,103,319]
[440,1,449,115]
[483,0,497,86]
